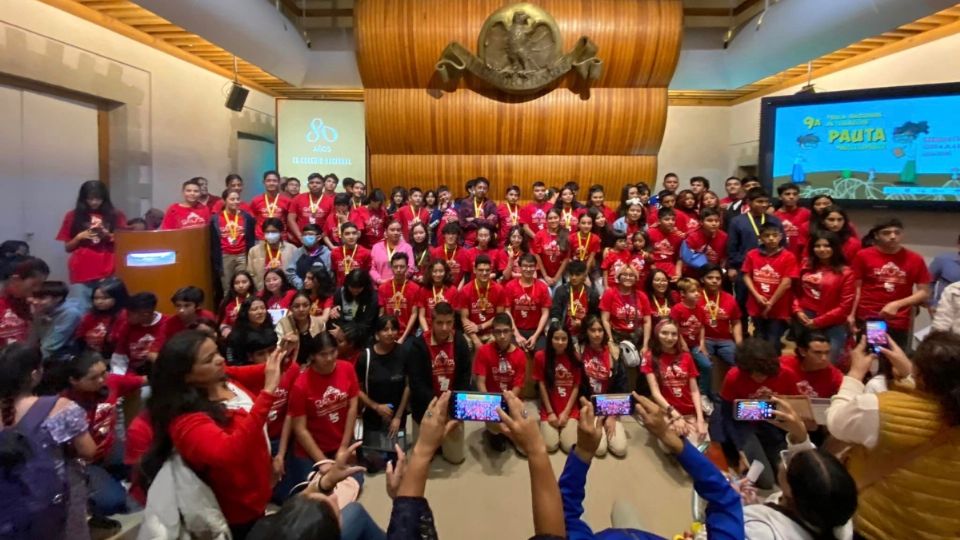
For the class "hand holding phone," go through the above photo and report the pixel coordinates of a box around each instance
[590,394,634,417]
[865,319,889,354]
[734,399,776,421]
[449,392,506,422]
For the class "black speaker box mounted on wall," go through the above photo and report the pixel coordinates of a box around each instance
[225,82,249,112]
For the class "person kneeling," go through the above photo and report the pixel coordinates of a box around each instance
[473,313,527,452]
[534,324,583,453]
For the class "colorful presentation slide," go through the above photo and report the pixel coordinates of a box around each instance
[771,93,960,202]
[277,100,366,186]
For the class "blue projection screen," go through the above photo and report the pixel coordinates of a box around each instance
[760,83,960,209]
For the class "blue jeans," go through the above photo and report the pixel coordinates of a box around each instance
[87,464,127,517]
[341,502,386,540]
[705,339,737,366]
[689,346,714,399]
[752,317,788,355]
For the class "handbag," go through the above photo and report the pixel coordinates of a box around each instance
[353,349,371,442]
[680,240,708,269]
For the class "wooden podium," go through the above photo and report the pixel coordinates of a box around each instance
[114,227,215,314]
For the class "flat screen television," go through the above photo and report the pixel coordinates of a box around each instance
[759,82,960,210]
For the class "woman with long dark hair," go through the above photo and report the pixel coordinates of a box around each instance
[226,297,274,365]
[57,180,127,306]
[356,316,409,468]
[141,331,282,539]
[331,269,379,333]
[74,276,128,356]
[218,270,257,337]
[533,323,582,453]
[793,231,854,364]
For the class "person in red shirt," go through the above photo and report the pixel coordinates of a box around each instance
[533,324,582,453]
[500,225,530,283]
[647,269,680,325]
[430,222,471,287]
[505,254,552,352]
[640,319,706,446]
[249,170,290,241]
[418,259,458,332]
[377,252,420,343]
[717,338,801,489]
[627,230,652,289]
[577,315,628,457]
[647,207,684,282]
[613,198,645,240]
[330,222,372,287]
[532,208,571,288]
[260,268,297,311]
[57,180,127,300]
[698,264,743,368]
[497,185,522,245]
[217,270,256,339]
[719,176,743,209]
[321,193,353,249]
[211,173,250,214]
[793,231,855,363]
[161,178,212,230]
[852,218,930,350]
[601,231,632,291]
[194,176,221,212]
[600,265,651,354]
[585,184,617,226]
[288,331,359,489]
[142,331,282,536]
[670,278,713,400]
[743,222,799,354]
[570,213,601,278]
[351,189,388,249]
[110,292,166,375]
[457,254,507,349]
[163,286,217,343]
[554,186,584,233]
[287,173,334,246]
[405,302,471,464]
[464,224,502,282]
[408,222,433,286]
[674,190,700,236]
[473,313,527,452]
[782,332,842,398]
[774,182,812,259]
[395,187,431,242]
[210,189,256,294]
[521,181,552,239]
[75,276,128,356]
[682,208,727,277]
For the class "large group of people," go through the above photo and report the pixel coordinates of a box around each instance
[0,170,958,540]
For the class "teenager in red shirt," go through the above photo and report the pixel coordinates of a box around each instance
[505,254,552,351]
[647,269,679,325]
[570,213,601,279]
[395,187,430,241]
[111,292,166,375]
[218,270,256,339]
[161,178,211,230]
[670,278,713,399]
[640,319,705,446]
[260,269,297,311]
[249,170,290,241]
[211,174,250,214]
[793,231,855,363]
[142,330,282,536]
[430,222,471,287]
[852,218,930,349]
[781,332,842,398]
[57,180,127,300]
[322,193,353,248]
[164,286,217,341]
[288,331,359,488]
[533,324,582,453]
[457,254,506,349]
[774,182,811,259]
[674,190,700,236]
[698,264,742,367]
[194,176,221,211]
[500,225,530,283]
[520,181,551,239]
[532,208,571,288]
[599,265,651,353]
[600,231,632,291]
[473,313,527,452]
[377,252,420,343]
[647,207,684,282]
[586,184,617,225]
[210,189,256,294]
[418,259,458,332]
[464,224,502,282]
[743,222,799,354]
[408,222,432,286]
[577,314,628,457]
[682,208,727,277]
[330,222,371,286]
[75,277,128,356]
[554,186,584,233]
[287,173,333,246]
[497,185,522,245]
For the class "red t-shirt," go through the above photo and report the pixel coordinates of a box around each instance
[533,351,581,420]
[503,278,551,331]
[570,232,601,263]
[557,207,584,232]
[852,246,930,330]
[212,199,253,215]
[640,350,699,416]
[669,302,706,349]
[647,226,684,275]
[498,202,522,241]
[520,201,552,233]
[162,309,217,341]
[675,209,699,236]
[161,203,211,230]
[532,229,570,279]
[322,212,352,247]
[423,331,457,395]
[417,284,458,328]
[430,244,472,285]
[626,251,651,290]
[581,345,614,395]
[218,297,249,329]
[472,343,526,393]
[456,280,507,332]
[719,365,802,401]
[500,246,525,277]
[214,211,249,255]
[377,279,420,333]
[601,249,632,287]
[288,362,358,455]
[115,313,168,374]
[395,205,430,240]
[697,290,740,341]
[742,248,799,319]
[599,288,650,333]
[56,210,127,283]
[330,244,372,286]
[289,192,334,233]
[649,291,681,322]
[465,247,503,276]
[684,228,728,267]
[780,355,842,398]
[74,311,126,354]
[249,193,290,240]
[775,206,811,255]
[350,206,387,248]
[261,289,297,311]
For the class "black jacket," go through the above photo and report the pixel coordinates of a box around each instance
[404,332,472,423]
[549,283,600,337]
[209,210,257,275]
[333,288,379,333]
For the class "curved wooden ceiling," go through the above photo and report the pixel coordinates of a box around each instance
[38,0,960,105]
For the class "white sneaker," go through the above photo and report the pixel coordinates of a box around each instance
[701,395,715,416]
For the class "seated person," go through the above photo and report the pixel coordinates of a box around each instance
[29,280,84,359]
[782,331,843,399]
[162,286,217,340]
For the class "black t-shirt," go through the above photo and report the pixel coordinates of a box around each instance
[356,345,406,430]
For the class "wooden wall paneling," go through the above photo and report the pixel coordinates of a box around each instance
[354,0,683,89]
[369,154,657,197]
[364,87,668,155]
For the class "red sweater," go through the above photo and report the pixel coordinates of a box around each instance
[169,390,277,524]
[793,265,855,328]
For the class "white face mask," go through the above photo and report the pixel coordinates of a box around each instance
[264,232,281,244]
[302,235,318,248]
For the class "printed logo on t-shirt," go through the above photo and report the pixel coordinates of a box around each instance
[0,308,26,344]
[182,212,207,227]
[555,362,574,397]
[680,314,701,341]
[313,385,350,422]
[796,380,818,398]
[129,334,156,362]
[752,264,782,294]
[653,239,674,259]
[86,322,108,350]
[514,290,535,319]
[583,352,609,394]
[366,215,383,238]
[802,271,823,300]
[873,262,907,292]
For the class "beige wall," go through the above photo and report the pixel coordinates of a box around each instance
[0,0,277,218]
[657,106,731,191]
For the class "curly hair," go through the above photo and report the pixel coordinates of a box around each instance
[734,338,780,377]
